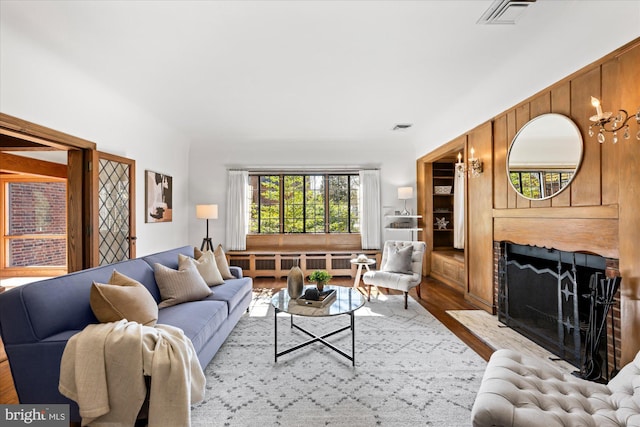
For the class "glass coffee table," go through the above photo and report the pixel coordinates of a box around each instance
[271,285,365,366]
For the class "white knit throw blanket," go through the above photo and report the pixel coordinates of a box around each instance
[59,320,205,427]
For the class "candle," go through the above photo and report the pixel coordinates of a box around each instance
[470,147,475,160]
[457,152,462,163]
[591,96,603,119]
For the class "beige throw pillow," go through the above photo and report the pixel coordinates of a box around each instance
[214,244,234,280]
[90,270,159,326]
[178,253,224,286]
[154,263,212,308]
[194,247,203,259]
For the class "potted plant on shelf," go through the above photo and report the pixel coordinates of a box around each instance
[309,270,332,292]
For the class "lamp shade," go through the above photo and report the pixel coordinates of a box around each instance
[397,187,413,200]
[196,204,218,219]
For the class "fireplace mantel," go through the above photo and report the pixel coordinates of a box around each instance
[493,205,619,259]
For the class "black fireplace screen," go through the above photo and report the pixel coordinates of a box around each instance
[498,244,606,371]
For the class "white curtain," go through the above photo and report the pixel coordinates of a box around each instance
[453,166,465,249]
[359,169,381,250]
[226,170,249,250]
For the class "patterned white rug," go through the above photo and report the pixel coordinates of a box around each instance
[191,289,486,426]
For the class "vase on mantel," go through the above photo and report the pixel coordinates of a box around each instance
[287,266,304,299]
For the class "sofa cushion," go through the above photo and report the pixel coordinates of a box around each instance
[90,270,159,326]
[362,270,420,292]
[154,263,212,308]
[205,277,253,315]
[157,300,227,354]
[179,253,224,286]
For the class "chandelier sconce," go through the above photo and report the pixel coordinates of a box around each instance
[456,149,483,178]
[588,96,640,143]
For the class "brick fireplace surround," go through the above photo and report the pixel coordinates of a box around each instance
[493,241,622,380]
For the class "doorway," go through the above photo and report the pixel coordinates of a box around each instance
[98,152,136,265]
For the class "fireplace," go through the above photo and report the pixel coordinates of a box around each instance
[496,243,620,381]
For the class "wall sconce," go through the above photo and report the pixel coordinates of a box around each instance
[455,152,466,176]
[455,150,483,177]
[588,96,640,143]
[196,204,218,251]
[397,187,413,215]
[468,148,484,177]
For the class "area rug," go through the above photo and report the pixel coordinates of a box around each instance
[191,289,486,426]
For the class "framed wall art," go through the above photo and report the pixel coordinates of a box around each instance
[145,170,173,223]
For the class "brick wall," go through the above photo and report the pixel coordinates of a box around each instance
[8,182,67,267]
[605,259,622,379]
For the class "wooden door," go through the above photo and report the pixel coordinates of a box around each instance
[97,152,136,264]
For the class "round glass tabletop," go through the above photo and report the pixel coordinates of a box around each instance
[271,285,365,317]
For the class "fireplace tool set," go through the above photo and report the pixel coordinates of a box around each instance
[579,273,621,382]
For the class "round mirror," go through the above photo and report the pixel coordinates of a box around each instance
[507,113,583,200]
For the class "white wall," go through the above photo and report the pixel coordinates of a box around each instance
[1,23,416,257]
[0,26,191,257]
[188,139,417,249]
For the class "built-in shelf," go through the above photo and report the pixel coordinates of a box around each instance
[432,162,455,249]
[385,215,422,240]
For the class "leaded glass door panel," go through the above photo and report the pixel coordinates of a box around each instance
[98,152,136,265]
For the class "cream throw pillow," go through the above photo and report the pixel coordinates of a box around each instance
[178,253,224,286]
[194,246,234,280]
[154,263,212,308]
[90,270,158,326]
[214,244,234,280]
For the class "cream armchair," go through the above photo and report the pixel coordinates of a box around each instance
[362,240,426,309]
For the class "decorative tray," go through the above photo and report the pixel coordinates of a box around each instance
[296,289,337,307]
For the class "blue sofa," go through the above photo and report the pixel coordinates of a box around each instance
[0,246,253,421]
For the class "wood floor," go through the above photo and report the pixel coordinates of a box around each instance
[0,276,493,405]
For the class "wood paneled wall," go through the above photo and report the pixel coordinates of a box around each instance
[418,37,640,365]
[466,122,493,312]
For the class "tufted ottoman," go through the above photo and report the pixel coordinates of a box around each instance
[471,348,640,426]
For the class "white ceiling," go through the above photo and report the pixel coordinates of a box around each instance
[1,0,639,157]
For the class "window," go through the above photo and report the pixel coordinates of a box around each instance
[249,172,360,234]
[509,170,574,199]
[1,177,67,272]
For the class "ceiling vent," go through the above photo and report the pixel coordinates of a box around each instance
[392,124,413,131]
[477,0,536,25]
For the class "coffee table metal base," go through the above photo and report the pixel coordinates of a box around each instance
[274,309,356,366]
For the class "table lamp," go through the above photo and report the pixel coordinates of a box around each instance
[398,187,413,215]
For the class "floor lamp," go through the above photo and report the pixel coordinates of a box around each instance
[196,204,218,251]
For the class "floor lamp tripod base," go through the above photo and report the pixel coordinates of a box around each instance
[200,218,214,252]
[200,238,213,252]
